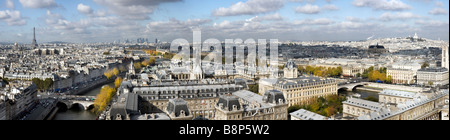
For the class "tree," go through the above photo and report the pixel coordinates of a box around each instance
[324,106,336,117]
[421,62,429,69]
[92,85,117,114]
[298,66,305,74]
[104,69,114,79]
[386,75,393,84]
[115,77,123,88]
[428,81,434,86]
[134,62,142,70]
[248,84,259,95]
[364,96,378,102]
[112,68,119,77]
[43,78,53,90]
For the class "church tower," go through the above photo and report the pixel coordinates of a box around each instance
[129,61,135,75]
[284,60,298,78]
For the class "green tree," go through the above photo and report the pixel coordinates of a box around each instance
[421,62,429,69]
[364,96,379,102]
[386,75,393,84]
[43,78,53,90]
[428,81,434,86]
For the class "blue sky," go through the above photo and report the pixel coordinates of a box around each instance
[0,0,448,43]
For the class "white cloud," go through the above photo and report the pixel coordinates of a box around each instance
[295,4,339,14]
[0,10,26,26]
[246,13,284,22]
[293,18,334,25]
[428,8,448,15]
[212,0,285,16]
[352,0,411,11]
[295,4,321,14]
[322,4,339,11]
[379,12,421,21]
[77,3,94,15]
[6,0,15,9]
[416,20,449,27]
[19,0,57,9]
[93,0,182,20]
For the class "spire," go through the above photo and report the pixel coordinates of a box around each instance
[31,27,38,48]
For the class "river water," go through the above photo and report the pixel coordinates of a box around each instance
[52,82,115,120]
[339,89,380,100]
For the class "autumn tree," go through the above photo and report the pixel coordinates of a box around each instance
[92,85,117,114]
[112,68,119,76]
[115,77,123,88]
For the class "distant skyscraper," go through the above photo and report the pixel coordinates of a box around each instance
[155,38,158,44]
[443,44,449,70]
[31,27,38,48]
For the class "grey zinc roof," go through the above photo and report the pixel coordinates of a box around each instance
[233,90,271,108]
[217,94,241,111]
[167,98,190,117]
[290,109,327,120]
[379,89,416,98]
[125,93,139,115]
[343,98,382,111]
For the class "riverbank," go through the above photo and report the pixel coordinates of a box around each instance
[354,86,383,92]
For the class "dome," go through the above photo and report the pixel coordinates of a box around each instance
[285,60,297,69]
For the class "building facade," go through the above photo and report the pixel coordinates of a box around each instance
[416,67,449,86]
[214,90,288,120]
[357,89,449,120]
[443,44,449,70]
[343,97,382,118]
[387,68,416,84]
[378,89,416,104]
[259,76,337,106]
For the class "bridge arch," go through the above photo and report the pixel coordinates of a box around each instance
[70,103,86,110]
[56,102,69,111]
[338,84,365,92]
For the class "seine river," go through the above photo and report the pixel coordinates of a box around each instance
[52,84,380,120]
[52,82,115,120]
[339,89,380,100]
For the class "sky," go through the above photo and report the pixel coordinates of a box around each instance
[0,0,449,43]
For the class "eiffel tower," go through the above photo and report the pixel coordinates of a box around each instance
[31,27,38,48]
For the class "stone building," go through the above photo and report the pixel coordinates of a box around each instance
[214,90,288,120]
[0,83,38,120]
[442,44,449,70]
[109,79,245,120]
[284,60,298,79]
[259,76,337,106]
[356,89,449,120]
[343,97,382,118]
[387,68,416,84]
[416,67,449,86]
[165,98,193,120]
[378,89,416,104]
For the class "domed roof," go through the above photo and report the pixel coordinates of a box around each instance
[285,60,297,69]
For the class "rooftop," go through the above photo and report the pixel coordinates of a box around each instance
[379,89,416,98]
[343,97,382,111]
[290,109,327,120]
[418,67,449,72]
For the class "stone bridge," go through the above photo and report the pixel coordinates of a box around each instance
[338,82,369,91]
[56,95,96,110]
[338,82,425,92]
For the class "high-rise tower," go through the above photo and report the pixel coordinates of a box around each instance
[31,27,38,48]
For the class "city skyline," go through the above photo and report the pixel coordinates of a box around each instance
[0,0,449,43]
